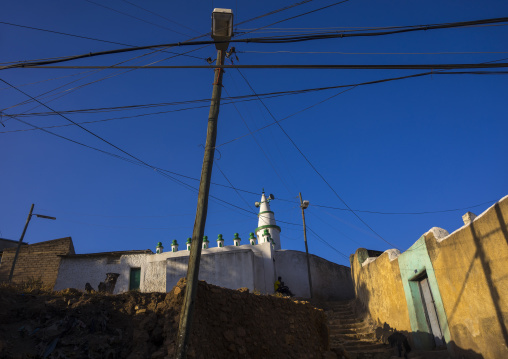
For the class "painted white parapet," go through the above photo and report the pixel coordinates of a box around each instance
[217,234,225,248]
[171,240,178,252]
[186,238,192,251]
[203,236,209,249]
[156,242,164,254]
[255,191,281,250]
[233,233,241,246]
[249,232,256,245]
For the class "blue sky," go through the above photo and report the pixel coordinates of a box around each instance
[1,0,507,266]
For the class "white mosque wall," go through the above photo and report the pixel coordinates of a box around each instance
[274,250,355,300]
[53,243,353,300]
[54,243,276,295]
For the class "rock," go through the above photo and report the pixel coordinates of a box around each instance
[223,329,235,342]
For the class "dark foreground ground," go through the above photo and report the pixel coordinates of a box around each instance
[0,279,331,359]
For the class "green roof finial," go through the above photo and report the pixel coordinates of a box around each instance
[249,232,255,239]
[217,234,223,241]
[203,236,209,242]
[186,237,192,244]
[234,233,240,239]
[157,242,163,247]
[171,239,178,245]
[262,188,265,193]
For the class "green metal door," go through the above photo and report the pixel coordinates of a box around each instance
[129,268,141,290]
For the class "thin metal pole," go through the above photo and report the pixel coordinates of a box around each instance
[299,193,313,298]
[8,203,34,283]
[174,49,225,359]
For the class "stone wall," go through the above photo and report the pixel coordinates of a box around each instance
[350,195,508,359]
[275,250,354,300]
[0,237,74,287]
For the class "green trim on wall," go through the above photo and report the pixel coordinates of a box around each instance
[397,236,452,352]
[257,211,274,217]
[255,224,281,233]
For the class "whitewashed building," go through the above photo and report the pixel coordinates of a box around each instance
[54,191,354,300]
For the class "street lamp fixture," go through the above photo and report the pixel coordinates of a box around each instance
[35,214,56,220]
[301,200,310,209]
[254,193,275,208]
[211,8,234,51]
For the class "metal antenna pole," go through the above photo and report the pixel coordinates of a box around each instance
[299,193,313,298]
[8,203,34,283]
[175,49,225,359]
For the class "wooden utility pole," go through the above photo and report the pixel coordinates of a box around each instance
[299,193,313,298]
[174,49,226,359]
[8,203,34,283]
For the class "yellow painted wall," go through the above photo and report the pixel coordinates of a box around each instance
[351,249,412,339]
[425,197,508,358]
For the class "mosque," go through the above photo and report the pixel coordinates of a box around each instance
[21,191,355,300]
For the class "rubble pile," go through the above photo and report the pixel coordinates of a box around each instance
[0,279,329,358]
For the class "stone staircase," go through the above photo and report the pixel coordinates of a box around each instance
[324,300,393,359]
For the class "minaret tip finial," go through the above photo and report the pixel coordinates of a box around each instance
[262,188,265,193]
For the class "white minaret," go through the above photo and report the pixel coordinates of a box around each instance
[255,190,281,250]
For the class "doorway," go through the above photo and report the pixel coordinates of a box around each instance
[418,275,445,348]
[129,267,141,290]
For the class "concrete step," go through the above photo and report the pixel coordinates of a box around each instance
[344,342,389,351]
[330,332,377,341]
[328,319,369,328]
[327,311,357,318]
[328,317,365,324]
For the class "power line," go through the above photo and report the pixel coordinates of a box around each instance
[5,70,506,120]
[84,0,190,37]
[213,159,253,211]
[239,50,508,55]
[7,112,499,219]
[29,63,508,70]
[4,113,275,202]
[234,0,315,28]
[121,0,200,34]
[309,199,497,215]
[0,77,156,169]
[238,0,350,36]
[222,82,294,196]
[0,21,205,62]
[234,68,398,249]
[306,226,350,260]
[3,16,507,70]
[0,21,133,46]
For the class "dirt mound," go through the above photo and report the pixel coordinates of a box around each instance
[0,279,329,358]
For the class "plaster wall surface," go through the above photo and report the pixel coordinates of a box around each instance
[275,250,354,300]
[424,196,508,359]
[350,195,508,359]
[351,248,412,338]
[165,246,257,292]
[54,254,153,294]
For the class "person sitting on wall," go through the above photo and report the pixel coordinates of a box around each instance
[274,276,294,297]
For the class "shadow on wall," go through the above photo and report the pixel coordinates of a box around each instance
[355,281,486,358]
